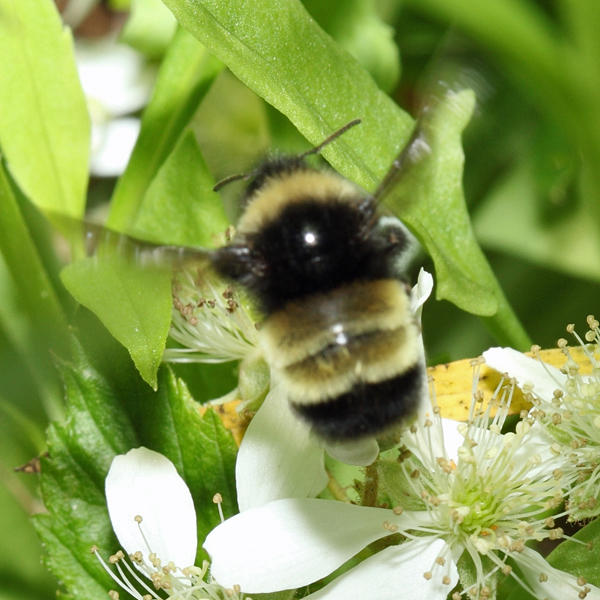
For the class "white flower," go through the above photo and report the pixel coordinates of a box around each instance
[205,374,599,599]
[165,268,434,509]
[165,271,259,365]
[484,315,600,521]
[95,447,246,599]
[75,39,155,176]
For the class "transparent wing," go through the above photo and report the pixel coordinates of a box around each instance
[373,123,431,206]
[47,210,215,271]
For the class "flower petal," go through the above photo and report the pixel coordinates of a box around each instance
[235,386,328,511]
[518,547,600,600]
[204,498,417,593]
[90,118,140,176]
[105,447,197,568]
[483,346,566,399]
[76,40,154,115]
[411,268,434,317]
[324,436,379,466]
[304,537,457,600]
[441,417,464,462]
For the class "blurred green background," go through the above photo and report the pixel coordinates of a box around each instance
[2,0,600,597]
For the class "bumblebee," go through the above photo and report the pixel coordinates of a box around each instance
[211,121,424,440]
[73,120,425,441]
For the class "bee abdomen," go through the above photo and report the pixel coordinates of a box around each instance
[291,366,423,440]
[281,327,418,403]
[258,277,422,440]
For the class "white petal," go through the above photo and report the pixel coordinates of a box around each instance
[76,40,154,115]
[105,447,197,568]
[205,498,417,593]
[404,402,448,470]
[235,386,328,511]
[483,346,566,400]
[441,418,464,462]
[90,118,140,177]
[518,547,600,600]
[304,537,457,600]
[512,422,565,478]
[411,268,434,317]
[324,436,379,466]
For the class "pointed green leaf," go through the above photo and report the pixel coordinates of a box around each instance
[384,91,529,347]
[131,130,229,246]
[33,354,138,600]
[0,0,89,218]
[60,250,172,389]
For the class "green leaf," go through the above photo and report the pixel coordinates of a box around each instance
[108,27,223,230]
[62,132,230,386]
[0,0,89,218]
[0,397,55,600]
[547,519,600,587]
[33,354,138,600]
[160,0,414,193]
[475,160,600,282]
[304,0,400,92]
[386,91,529,348]
[60,249,172,389]
[0,161,68,347]
[131,130,230,246]
[385,91,496,316]
[34,339,238,597]
[126,368,238,560]
[120,0,178,59]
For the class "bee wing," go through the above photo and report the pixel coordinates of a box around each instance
[48,211,215,271]
[373,122,431,206]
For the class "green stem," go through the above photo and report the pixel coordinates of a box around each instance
[481,289,531,351]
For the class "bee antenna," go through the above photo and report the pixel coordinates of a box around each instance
[213,171,254,192]
[213,119,361,192]
[299,118,362,159]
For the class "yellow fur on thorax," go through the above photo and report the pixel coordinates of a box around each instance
[236,170,360,235]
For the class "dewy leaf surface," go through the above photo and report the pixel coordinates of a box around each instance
[0,0,89,218]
